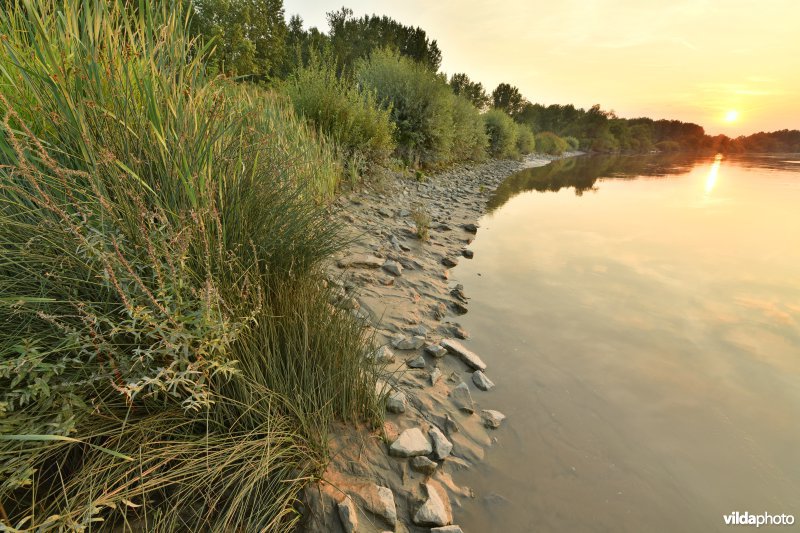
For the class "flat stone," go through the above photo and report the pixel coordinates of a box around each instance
[411,324,427,336]
[413,481,452,527]
[441,339,486,370]
[382,260,403,276]
[369,345,395,364]
[387,391,407,414]
[411,455,438,475]
[450,382,474,414]
[481,409,507,429]
[432,526,464,533]
[337,254,384,269]
[441,256,459,268]
[406,355,426,369]
[389,428,432,457]
[425,344,448,358]
[472,370,495,391]
[393,335,426,350]
[429,426,453,460]
[451,325,469,339]
[429,367,442,386]
[375,486,397,527]
[338,496,358,533]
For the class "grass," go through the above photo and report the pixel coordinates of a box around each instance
[0,0,380,530]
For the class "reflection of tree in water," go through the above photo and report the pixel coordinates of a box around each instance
[487,153,703,211]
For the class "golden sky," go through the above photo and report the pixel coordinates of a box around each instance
[284,0,800,136]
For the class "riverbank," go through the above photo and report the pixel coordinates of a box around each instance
[302,152,579,532]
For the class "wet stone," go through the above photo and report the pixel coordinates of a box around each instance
[472,370,495,391]
[481,409,507,429]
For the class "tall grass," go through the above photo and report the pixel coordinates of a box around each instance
[0,0,379,529]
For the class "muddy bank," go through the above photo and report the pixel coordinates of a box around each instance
[302,153,577,532]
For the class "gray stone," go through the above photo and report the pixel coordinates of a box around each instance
[429,367,442,386]
[441,339,487,371]
[413,482,452,527]
[450,301,468,315]
[444,413,459,435]
[432,526,464,533]
[425,344,448,358]
[375,486,397,527]
[429,426,453,460]
[337,496,358,533]
[451,382,475,414]
[406,355,426,369]
[472,370,495,391]
[441,256,459,268]
[463,223,478,234]
[337,254,384,269]
[387,391,407,414]
[393,335,426,350]
[411,324,428,336]
[370,345,395,364]
[382,260,403,276]
[389,428,432,457]
[411,456,438,475]
[451,325,469,339]
[481,409,507,429]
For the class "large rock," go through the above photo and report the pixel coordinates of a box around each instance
[375,486,397,527]
[429,426,453,460]
[337,254,384,269]
[382,260,403,276]
[450,382,474,414]
[413,481,452,527]
[393,335,426,350]
[387,391,407,414]
[389,428,432,457]
[441,339,487,371]
[472,370,495,391]
[338,496,358,533]
[481,409,507,429]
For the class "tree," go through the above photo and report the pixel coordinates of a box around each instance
[491,83,526,117]
[449,73,489,110]
[192,0,287,80]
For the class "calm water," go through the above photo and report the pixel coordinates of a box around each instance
[452,153,800,532]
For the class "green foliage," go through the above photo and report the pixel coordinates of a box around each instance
[515,123,535,155]
[536,131,570,155]
[492,82,526,117]
[451,95,489,162]
[483,108,519,159]
[449,72,490,109]
[656,140,682,152]
[564,136,581,151]
[284,54,396,176]
[0,0,379,529]
[411,204,431,241]
[192,0,287,80]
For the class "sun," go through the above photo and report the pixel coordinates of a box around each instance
[724,110,739,123]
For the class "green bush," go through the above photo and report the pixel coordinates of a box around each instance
[451,94,489,161]
[656,140,682,152]
[516,123,536,155]
[0,1,379,529]
[483,108,519,159]
[356,48,455,167]
[284,55,396,176]
[536,131,570,155]
[564,136,581,151]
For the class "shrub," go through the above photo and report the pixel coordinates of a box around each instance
[356,49,455,167]
[284,55,396,176]
[564,136,581,151]
[536,131,570,155]
[451,94,489,161]
[0,1,379,529]
[656,140,682,152]
[483,108,519,159]
[515,123,536,155]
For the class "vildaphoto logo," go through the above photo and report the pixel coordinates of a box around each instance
[723,512,795,527]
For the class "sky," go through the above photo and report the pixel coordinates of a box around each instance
[283,0,800,136]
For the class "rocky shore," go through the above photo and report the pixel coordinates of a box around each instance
[302,153,572,532]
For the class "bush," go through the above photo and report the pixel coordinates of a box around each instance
[516,123,536,155]
[536,131,570,155]
[451,95,489,161]
[656,140,682,152]
[356,49,455,167]
[483,108,519,159]
[564,136,581,151]
[0,1,379,529]
[284,55,396,177]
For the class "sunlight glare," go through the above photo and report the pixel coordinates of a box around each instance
[705,154,723,194]
[725,110,739,123]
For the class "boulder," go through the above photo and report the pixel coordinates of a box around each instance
[413,481,452,527]
[429,426,453,460]
[389,428,432,457]
[387,391,407,414]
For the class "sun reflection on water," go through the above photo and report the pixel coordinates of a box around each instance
[705,154,723,194]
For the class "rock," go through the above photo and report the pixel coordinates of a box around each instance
[411,455,438,475]
[338,496,358,533]
[387,391,407,414]
[425,344,448,358]
[450,285,468,302]
[461,249,474,259]
[413,482,452,527]
[393,335,426,350]
[441,256,459,268]
[382,260,403,276]
[388,234,402,251]
[389,428,432,457]
[429,367,442,386]
[337,254,384,269]
[449,301,468,315]
[472,370,495,391]
[441,339,487,371]
[378,208,392,218]
[451,325,469,339]
[444,413,459,435]
[370,345,395,364]
[481,409,507,429]
[432,527,464,533]
[433,302,448,320]
[463,223,478,234]
[411,324,427,336]
[375,379,392,398]
[429,426,453,460]
[375,486,397,527]
[450,382,475,414]
[406,355,426,369]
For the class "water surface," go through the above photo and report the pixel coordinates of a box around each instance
[452,153,800,532]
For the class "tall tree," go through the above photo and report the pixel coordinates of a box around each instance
[449,73,489,109]
[491,83,525,117]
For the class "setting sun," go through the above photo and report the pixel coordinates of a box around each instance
[725,110,739,123]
